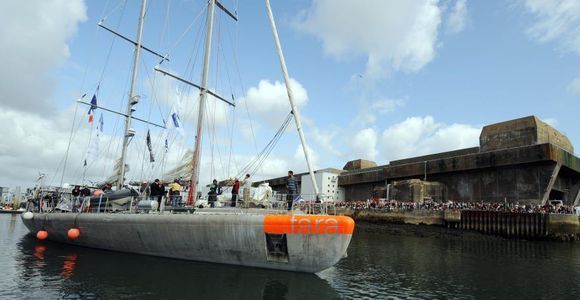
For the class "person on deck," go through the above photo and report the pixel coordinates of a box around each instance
[102,183,113,194]
[286,170,297,211]
[169,179,182,208]
[241,174,251,208]
[71,186,81,198]
[208,179,218,208]
[80,185,91,197]
[231,178,240,207]
[150,179,165,210]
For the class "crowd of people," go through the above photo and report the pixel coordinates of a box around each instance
[335,199,577,215]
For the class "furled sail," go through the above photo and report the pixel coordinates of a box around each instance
[105,159,130,185]
[163,150,193,182]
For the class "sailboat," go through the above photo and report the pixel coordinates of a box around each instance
[21,0,355,273]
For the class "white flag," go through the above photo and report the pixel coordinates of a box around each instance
[166,92,185,137]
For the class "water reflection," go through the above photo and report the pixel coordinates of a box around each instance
[14,234,340,299]
[324,224,580,299]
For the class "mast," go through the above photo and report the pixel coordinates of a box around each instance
[265,0,320,200]
[117,0,147,190]
[188,0,216,204]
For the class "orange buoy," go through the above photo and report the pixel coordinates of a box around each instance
[67,228,80,240]
[36,230,48,240]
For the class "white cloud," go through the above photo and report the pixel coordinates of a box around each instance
[522,0,580,54]
[310,127,342,157]
[446,0,468,33]
[355,98,405,125]
[293,144,319,173]
[0,0,87,113]
[352,128,379,161]
[0,107,108,187]
[241,79,308,127]
[296,0,443,79]
[381,116,480,162]
[567,77,580,94]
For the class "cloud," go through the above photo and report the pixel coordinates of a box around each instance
[381,116,480,162]
[0,107,97,187]
[310,127,342,157]
[0,0,87,114]
[295,0,443,79]
[293,144,319,173]
[355,98,405,125]
[352,128,379,161]
[522,0,580,54]
[567,77,580,94]
[446,0,468,33]
[240,79,308,127]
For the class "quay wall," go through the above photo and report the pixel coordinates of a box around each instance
[336,209,580,240]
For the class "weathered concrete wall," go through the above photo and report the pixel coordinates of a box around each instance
[428,163,555,204]
[335,208,580,240]
[339,143,580,204]
[389,179,446,202]
[337,209,445,226]
[390,147,479,166]
[546,214,579,236]
[480,116,573,153]
[343,159,377,170]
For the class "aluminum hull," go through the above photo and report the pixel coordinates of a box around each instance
[21,211,354,273]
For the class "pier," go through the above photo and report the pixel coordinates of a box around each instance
[337,208,580,240]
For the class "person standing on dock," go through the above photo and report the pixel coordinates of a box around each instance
[286,170,297,211]
[231,178,240,207]
[241,174,251,208]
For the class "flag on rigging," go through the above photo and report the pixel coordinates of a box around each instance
[88,94,98,123]
[164,138,168,153]
[166,93,185,137]
[85,113,102,165]
[98,113,104,132]
[146,129,155,163]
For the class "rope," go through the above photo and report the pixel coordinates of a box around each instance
[162,4,207,64]
[100,0,127,23]
[238,112,293,178]
[59,100,81,187]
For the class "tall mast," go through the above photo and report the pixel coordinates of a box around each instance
[188,0,216,203]
[265,0,320,200]
[117,0,147,190]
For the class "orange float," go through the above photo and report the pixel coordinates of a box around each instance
[67,228,80,240]
[36,230,48,240]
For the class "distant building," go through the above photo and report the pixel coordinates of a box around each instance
[264,116,580,205]
[340,116,580,205]
[300,168,345,202]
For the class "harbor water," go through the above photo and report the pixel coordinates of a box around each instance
[1,214,580,299]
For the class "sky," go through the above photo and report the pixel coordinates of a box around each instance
[1,0,579,190]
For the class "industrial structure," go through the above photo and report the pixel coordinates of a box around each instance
[265,116,580,206]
